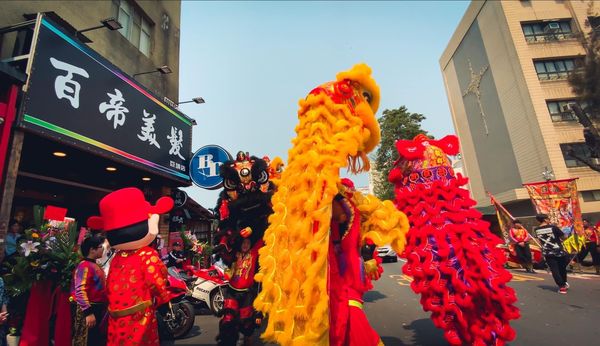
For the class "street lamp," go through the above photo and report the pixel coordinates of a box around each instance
[133,65,173,77]
[178,97,205,105]
[76,18,122,43]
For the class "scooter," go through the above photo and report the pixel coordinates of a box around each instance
[157,270,196,340]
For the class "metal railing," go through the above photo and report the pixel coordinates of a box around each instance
[525,32,576,43]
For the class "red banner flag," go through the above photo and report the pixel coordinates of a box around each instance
[489,193,514,244]
[523,178,583,237]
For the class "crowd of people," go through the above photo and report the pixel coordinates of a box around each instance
[0,215,194,346]
[509,214,600,294]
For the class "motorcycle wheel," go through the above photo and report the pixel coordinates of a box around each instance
[211,288,225,316]
[163,301,195,339]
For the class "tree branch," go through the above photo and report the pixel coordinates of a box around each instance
[567,149,600,173]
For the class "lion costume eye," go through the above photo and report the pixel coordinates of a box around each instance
[240,168,251,177]
[362,91,372,104]
[257,171,269,184]
[224,179,236,190]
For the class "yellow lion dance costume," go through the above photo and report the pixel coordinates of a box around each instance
[254,64,409,345]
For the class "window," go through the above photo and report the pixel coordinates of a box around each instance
[560,143,593,167]
[534,58,578,80]
[582,190,600,202]
[522,20,575,43]
[547,100,586,122]
[113,0,152,56]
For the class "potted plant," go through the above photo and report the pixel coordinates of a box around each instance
[6,327,20,346]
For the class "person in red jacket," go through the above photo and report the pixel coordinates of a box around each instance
[87,187,173,346]
[328,178,383,346]
[509,220,536,273]
[71,234,108,346]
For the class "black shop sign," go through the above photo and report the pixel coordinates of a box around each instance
[18,16,192,183]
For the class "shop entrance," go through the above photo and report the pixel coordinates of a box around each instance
[10,132,178,229]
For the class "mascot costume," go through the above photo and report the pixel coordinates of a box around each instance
[87,187,173,345]
[253,64,409,345]
[213,151,276,346]
[390,134,520,346]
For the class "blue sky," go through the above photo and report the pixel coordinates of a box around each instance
[179,1,470,208]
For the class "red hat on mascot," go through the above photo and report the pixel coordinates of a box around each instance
[87,187,173,250]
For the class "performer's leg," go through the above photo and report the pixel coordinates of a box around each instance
[515,245,526,269]
[589,243,600,274]
[87,304,107,346]
[345,300,381,346]
[545,256,566,287]
[577,245,589,264]
[217,288,241,346]
[72,305,88,346]
[239,291,257,346]
[523,243,534,272]
[557,256,568,285]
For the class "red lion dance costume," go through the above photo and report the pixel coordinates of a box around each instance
[87,188,173,345]
[389,135,520,346]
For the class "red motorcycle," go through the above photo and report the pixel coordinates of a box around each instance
[170,264,228,316]
[157,269,196,339]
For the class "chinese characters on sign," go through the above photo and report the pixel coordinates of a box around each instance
[138,110,160,148]
[21,18,192,182]
[99,88,129,129]
[168,126,185,160]
[50,57,89,109]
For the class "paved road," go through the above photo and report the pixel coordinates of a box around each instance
[165,261,600,345]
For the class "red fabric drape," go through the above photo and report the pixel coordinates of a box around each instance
[52,288,72,346]
[19,281,53,346]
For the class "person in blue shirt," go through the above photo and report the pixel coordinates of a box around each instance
[5,220,23,258]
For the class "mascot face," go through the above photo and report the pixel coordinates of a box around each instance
[335,63,381,154]
[306,64,381,173]
[88,187,174,251]
[389,134,460,189]
[221,151,271,201]
[111,213,161,251]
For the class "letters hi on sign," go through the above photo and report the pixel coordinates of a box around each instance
[189,145,233,190]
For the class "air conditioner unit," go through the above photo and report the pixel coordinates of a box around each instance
[561,103,573,113]
[548,22,561,30]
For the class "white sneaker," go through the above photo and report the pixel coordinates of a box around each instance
[565,282,569,289]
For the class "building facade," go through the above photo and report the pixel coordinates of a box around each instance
[441,0,600,217]
[0,1,189,257]
[0,0,180,102]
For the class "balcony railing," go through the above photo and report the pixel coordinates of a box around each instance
[525,32,576,43]
[537,70,574,81]
[550,112,578,122]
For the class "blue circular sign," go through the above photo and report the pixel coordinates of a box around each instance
[189,145,233,190]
